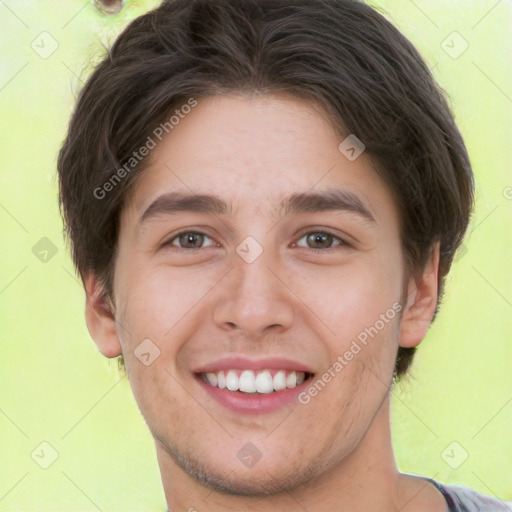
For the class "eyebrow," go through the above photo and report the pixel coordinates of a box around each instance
[139,188,376,225]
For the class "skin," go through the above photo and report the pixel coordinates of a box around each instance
[85,93,446,511]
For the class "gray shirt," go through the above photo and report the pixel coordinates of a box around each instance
[429,479,512,512]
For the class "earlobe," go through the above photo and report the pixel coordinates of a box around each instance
[84,273,123,358]
[398,243,440,348]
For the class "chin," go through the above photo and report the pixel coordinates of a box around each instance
[188,467,312,497]
[164,438,323,497]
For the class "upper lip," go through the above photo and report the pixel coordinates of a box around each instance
[193,356,315,375]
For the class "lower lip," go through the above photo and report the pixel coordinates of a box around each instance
[195,374,312,414]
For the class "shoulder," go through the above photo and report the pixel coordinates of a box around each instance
[433,481,512,512]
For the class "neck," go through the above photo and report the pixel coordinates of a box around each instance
[155,397,427,512]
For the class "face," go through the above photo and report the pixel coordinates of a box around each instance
[109,93,406,494]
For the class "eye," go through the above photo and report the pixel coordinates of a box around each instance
[294,231,350,252]
[163,231,216,250]
[162,230,350,252]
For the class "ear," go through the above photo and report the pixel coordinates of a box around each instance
[84,273,123,358]
[398,242,440,348]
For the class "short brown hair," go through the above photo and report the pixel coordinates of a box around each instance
[57,0,474,377]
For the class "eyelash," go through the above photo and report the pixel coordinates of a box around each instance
[162,230,351,254]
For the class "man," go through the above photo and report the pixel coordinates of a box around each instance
[57,0,510,510]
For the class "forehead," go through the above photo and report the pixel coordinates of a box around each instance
[124,93,398,227]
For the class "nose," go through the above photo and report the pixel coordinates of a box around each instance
[212,248,295,337]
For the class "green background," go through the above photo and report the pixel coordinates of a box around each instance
[1,1,511,510]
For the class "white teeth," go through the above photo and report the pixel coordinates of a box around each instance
[255,370,274,394]
[286,371,297,388]
[273,370,287,391]
[239,370,257,393]
[217,371,226,389]
[201,369,308,394]
[205,372,217,386]
[226,370,239,391]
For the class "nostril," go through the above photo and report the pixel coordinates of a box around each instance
[93,0,124,15]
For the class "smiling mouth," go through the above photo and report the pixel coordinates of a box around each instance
[197,369,315,394]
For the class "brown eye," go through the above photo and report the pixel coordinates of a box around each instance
[164,232,214,250]
[295,231,349,252]
[306,232,335,249]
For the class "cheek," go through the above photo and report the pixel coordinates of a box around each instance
[290,254,402,412]
[292,255,402,338]
[115,263,216,347]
